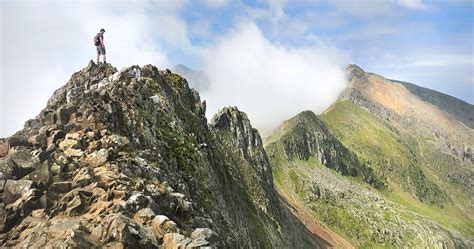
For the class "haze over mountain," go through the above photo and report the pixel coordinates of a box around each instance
[172,64,210,93]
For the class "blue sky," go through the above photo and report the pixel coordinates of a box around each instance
[178,0,473,101]
[1,0,473,137]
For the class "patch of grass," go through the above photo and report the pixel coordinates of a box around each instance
[272,158,401,248]
[383,184,474,237]
[149,161,158,169]
[320,101,446,206]
[319,100,473,237]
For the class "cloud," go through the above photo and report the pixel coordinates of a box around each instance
[0,1,186,137]
[201,22,350,130]
[397,0,430,10]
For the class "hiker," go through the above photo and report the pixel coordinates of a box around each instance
[94,28,106,63]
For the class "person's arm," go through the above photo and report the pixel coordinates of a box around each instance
[100,36,104,47]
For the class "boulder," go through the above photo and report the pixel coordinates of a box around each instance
[3,179,33,205]
[150,215,178,239]
[7,136,32,149]
[72,167,93,188]
[90,213,158,247]
[0,140,8,157]
[39,190,56,209]
[190,228,219,244]
[27,160,51,189]
[50,163,61,175]
[121,193,149,213]
[49,181,72,193]
[85,148,109,167]
[0,179,5,192]
[64,148,84,158]
[4,147,39,179]
[55,105,77,125]
[0,158,17,180]
[28,133,47,148]
[162,233,193,249]
[42,110,55,125]
[134,208,156,224]
[169,192,193,214]
[24,118,42,129]
[15,217,93,248]
[3,187,39,231]
[100,134,129,150]
[62,189,92,216]
[187,237,213,248]
[47,130,65,147]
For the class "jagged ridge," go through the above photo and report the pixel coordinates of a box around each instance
[0,61,325,248]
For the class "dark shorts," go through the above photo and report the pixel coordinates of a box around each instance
[96,45,106,55]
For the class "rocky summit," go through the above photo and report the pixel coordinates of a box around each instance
[0,62,327,248]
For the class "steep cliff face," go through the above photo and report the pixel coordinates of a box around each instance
[266,111,383,188]
[0,62,324,248]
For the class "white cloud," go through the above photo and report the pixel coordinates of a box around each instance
[397,0,430,10]
[0,1,188,137]
[201,22,350,130]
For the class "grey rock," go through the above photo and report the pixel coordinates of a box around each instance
[3,179,33,205]
[90,213,158,247]
[191,228,219,244]
[49,181,72,193]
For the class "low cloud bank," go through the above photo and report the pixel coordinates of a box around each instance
[201,23,349,130]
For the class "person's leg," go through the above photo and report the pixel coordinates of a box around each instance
[102,46,106,63]
[96,46,100,63]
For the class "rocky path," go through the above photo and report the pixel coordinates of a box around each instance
[278,190,354,249]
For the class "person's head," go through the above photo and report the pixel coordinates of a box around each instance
[100,28,105,33]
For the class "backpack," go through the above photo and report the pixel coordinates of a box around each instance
[93,34,101,46]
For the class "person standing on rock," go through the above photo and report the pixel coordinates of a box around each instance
[94,28,106,64]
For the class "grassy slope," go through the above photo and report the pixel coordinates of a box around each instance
[319,100,474,237]
[270,153,398,248]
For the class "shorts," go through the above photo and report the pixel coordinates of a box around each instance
[96,45,106,55]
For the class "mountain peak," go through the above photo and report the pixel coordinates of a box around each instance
[0,61,324,248]
[172,64,210,92]
[346,64,365,73]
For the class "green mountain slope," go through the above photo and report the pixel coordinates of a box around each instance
[266,64,474,248]
[320,101,473,237]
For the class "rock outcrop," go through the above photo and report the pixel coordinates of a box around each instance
[268,110,383,189]
[0,61,324,248]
